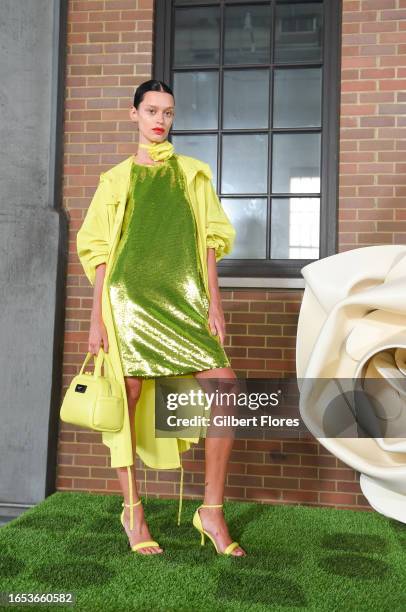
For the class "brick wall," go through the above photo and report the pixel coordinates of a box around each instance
[58,0,406,512]
[340,0,406,250]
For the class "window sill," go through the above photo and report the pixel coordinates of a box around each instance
[218,277,305,290]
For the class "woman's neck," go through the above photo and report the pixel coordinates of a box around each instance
[133,152,163,166]
[134,139,165,165]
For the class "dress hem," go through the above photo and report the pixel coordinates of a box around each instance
[123,360,231,379]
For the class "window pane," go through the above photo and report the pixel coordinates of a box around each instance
[222,134,268,194]
[221,198,267,259]
[174,6,220,67]
[275,3,323,63]
[173,71,218,130]
[224,4,271,65]
[168,0,329,273]
[271,197,320,259]
[175,1,218,4]
[223,69,269,129]
[273,68,322,128]
[272,133,320,194]
[172,134,218,188]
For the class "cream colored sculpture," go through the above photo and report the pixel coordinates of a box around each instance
[296,245,406,523]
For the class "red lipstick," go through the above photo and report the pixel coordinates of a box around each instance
[153,128,164,134]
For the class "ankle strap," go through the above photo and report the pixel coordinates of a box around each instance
[201,503,223,508]
[122,499,142,509]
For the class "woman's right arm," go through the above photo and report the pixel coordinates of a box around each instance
[77,172,113,286]
[76,172,115,354]
[88,263,109,355]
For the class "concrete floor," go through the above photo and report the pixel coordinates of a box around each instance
[0,508,28,527]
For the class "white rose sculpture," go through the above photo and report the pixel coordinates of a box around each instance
[296,245,406,523]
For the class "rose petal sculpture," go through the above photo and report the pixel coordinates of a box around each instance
[296,245,406,523]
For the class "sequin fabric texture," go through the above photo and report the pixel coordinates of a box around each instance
[107,155,230,378]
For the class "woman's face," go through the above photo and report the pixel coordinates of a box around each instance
[130,90,175,143]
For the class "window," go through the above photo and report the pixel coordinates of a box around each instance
[154,0,341,283]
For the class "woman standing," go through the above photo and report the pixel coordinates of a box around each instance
[77,79,246,557]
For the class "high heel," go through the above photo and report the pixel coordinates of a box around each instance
[192,503,244,556]
[120,465,162,554]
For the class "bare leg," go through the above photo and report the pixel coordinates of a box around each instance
[193,366,246,556]
[116,376,163,554]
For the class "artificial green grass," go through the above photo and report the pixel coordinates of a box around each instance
[0,492,405,611]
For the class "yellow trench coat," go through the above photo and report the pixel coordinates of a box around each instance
[76,153,236,478]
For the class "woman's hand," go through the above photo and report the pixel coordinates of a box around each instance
[208,300,226,346]
[89,315,109,355]
[206,247,226,346]
[88,263,108,355]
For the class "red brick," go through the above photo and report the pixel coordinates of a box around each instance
[246,440,281,452]
[56,478,73,489]
[247,464,281,476]
[270,453,301,466]
[282,490,319,504]
[230,450,265,463]
[74,454,106,467]
[320,492,357,505]
[246,488,282,501]
[264,477,299,489]
[300,479,336,492]
[73,478,106,490]
[337,481,362,493]
[106,479,124,493]
[300,455,334,469]
[59,466,90,478]
[233,291,267,300]
[232,313,265,324]
[226,462,247,474]
[59,442,91,455]
[58,454,74,465]
[233,335,265,347]
[228,475,262,487]
[283,466,318,479]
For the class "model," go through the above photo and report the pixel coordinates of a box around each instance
[76,79,246,556]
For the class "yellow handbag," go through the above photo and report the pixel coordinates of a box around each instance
[60,348,124,432]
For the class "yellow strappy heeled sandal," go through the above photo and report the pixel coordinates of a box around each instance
[120,466,162,554]
[192,503,243,556]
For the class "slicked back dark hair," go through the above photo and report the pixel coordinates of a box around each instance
[133,79,174,109]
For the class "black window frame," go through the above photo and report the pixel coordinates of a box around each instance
[153,0,342,281]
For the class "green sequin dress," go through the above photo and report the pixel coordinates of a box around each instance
[107,155,230,378]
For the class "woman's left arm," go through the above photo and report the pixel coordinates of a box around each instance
[207,246,226,346]
[202,171,236,346]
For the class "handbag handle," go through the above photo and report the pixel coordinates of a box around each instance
[79,348,114,379]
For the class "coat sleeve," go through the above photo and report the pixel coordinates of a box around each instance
[204,173,236,262]
[76,172,113,286]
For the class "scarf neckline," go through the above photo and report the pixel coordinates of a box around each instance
[137,139,175,162]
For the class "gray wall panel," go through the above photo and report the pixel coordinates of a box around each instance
[0,0,67,515]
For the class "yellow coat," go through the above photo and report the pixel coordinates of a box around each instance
[76,153,236,474]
